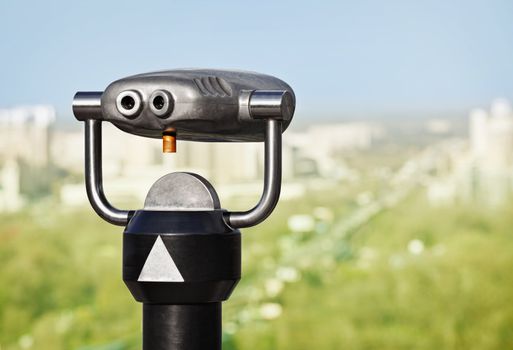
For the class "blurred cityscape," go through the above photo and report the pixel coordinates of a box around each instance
[2,98,513,212]
[2,100,513,349]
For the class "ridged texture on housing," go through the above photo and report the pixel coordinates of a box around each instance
[193,76,232,97]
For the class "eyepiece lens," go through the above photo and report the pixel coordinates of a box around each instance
[153,95,165,110]
[149,90,173,118]
[121,96,135,110]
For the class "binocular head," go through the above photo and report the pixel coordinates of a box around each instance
[74,69,295,144]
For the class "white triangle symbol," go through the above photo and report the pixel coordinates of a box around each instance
[138,236,184,282]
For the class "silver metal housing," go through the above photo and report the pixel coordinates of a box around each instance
[74,69,295,142]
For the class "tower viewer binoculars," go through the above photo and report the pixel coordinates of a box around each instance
[73,69,295,350]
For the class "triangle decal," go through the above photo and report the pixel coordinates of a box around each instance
[138,236,184,282]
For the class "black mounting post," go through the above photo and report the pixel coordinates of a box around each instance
[125,209,240,350]
[143,303,222,350]
[73,69,295,349]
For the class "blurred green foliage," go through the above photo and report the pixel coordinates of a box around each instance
[1,192,513,349]
[234,195,513,350]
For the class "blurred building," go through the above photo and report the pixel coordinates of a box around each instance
[45,114,389,209]
[0,106,56,212]
[54,121,385,206]
[54,123,265,205]
[468,99,513,205]
[0,160,23,212]
[421,99,513,207]
[425,119,452,135]
[286,122,384,178]
[0,105,55,166]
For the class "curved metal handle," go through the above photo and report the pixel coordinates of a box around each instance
[75,90,285,228]
[85,119,132,226]
[225,119,282,228]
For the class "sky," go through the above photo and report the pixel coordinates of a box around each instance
[1,0,513,122]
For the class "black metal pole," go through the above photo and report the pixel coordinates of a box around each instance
[143,303,222,350]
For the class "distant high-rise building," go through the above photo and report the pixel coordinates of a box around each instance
[0,105,55,167]
[469,108,488,160]
[468,99,513,205]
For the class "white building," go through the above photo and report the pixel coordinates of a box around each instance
[285,122,383,178]
[0,159,23,212]
[0,105,56,167]
[468,99,513,205]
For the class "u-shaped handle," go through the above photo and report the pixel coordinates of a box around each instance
[225,119,282,228]
[77,91,283,228]
[85,119,132,226]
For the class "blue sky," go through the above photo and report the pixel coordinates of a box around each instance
[0,0,512,121]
